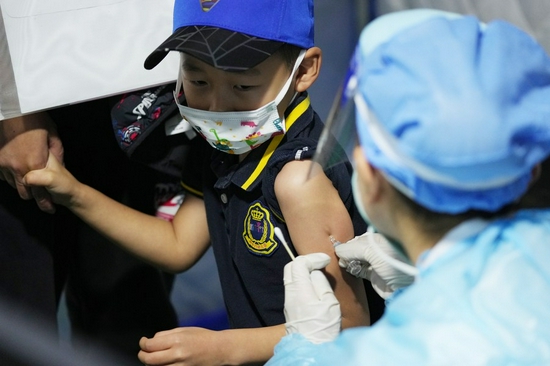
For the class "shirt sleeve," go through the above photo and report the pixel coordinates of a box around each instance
[179,136,211,197]
[261,137,317,219]
[261,137,356,221]
[0,6,22,120]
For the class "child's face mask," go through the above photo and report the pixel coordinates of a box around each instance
[174,50,306,155]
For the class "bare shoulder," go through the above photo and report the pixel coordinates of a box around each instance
[274,160,333,205]
[274,160,354,256]
[274,160,347,216]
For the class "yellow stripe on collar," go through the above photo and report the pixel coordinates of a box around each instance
[180,181,204,197]
[241,95,311,190]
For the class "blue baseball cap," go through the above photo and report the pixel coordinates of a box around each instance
[144,0,314,70]
[352,9,550,213]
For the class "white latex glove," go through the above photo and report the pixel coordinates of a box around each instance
[283,253,341,344]
[335,232,416,299]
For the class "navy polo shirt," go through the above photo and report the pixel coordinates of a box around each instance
[181,92,367,329]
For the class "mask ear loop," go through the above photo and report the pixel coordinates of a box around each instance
[168,54,197,139]
[279,50,307,106]
[367,226,419,277]
[173,53,184,106]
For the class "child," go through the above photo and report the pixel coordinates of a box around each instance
[25,0,372,364]
[268,9,550,365]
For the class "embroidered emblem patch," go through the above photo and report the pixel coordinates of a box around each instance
[243,201,278,256]
[120,123,142,144]
[200,0,219,12]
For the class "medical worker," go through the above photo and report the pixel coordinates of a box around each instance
[267,9,550,365]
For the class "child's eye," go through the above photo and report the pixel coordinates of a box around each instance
[234,85,254,91]
[191,80,208,86]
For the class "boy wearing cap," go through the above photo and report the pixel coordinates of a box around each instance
[267,9,550,365]
[24,0,372,364]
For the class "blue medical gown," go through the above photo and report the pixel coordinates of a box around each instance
[267,209,550,365]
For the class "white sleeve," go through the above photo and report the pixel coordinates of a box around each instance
[0,0,177,121]
[0,4,22,120]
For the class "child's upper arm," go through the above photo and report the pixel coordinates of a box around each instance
[275,160,371,328]
[274,160,353,253]
[170,193,211,271]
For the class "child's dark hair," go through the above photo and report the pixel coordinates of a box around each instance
[276,43,303,69]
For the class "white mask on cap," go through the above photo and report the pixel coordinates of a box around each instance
[174,50,306,154]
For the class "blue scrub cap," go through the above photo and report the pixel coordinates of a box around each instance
[355,9,550,214]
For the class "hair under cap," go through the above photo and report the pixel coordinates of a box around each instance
[354,9,550,213]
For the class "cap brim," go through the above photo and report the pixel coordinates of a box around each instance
[144,25,284,71]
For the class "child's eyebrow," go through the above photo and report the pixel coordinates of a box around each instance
[226,68,261,76]
[182,60,261,76]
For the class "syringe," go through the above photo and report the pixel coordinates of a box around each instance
[330,236,363,277]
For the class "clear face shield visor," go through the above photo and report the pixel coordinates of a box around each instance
[308,56,419,278]
[309,51,521,193]
[308,54,361,179]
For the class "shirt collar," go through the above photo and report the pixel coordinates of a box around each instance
[214,92,312,192]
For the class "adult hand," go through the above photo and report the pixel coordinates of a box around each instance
[335,232,415,299]
[23,153,82,209]
[0,113,63,213]
[139,327,229,366]
[283,253,341,344]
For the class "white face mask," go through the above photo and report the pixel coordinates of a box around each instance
[174,50,306,154]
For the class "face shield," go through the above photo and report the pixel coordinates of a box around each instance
[309,9,466,180]
[312,53,418,274]
[309,8,464,180]
[310,8,550,215]
[308,52,360,179]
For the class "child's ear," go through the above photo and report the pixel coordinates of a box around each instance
[295,47,322,92]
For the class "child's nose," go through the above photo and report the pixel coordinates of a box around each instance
[208,91,231,112]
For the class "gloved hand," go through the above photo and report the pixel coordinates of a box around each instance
[283,253,341,344]
[335,232,416,299]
